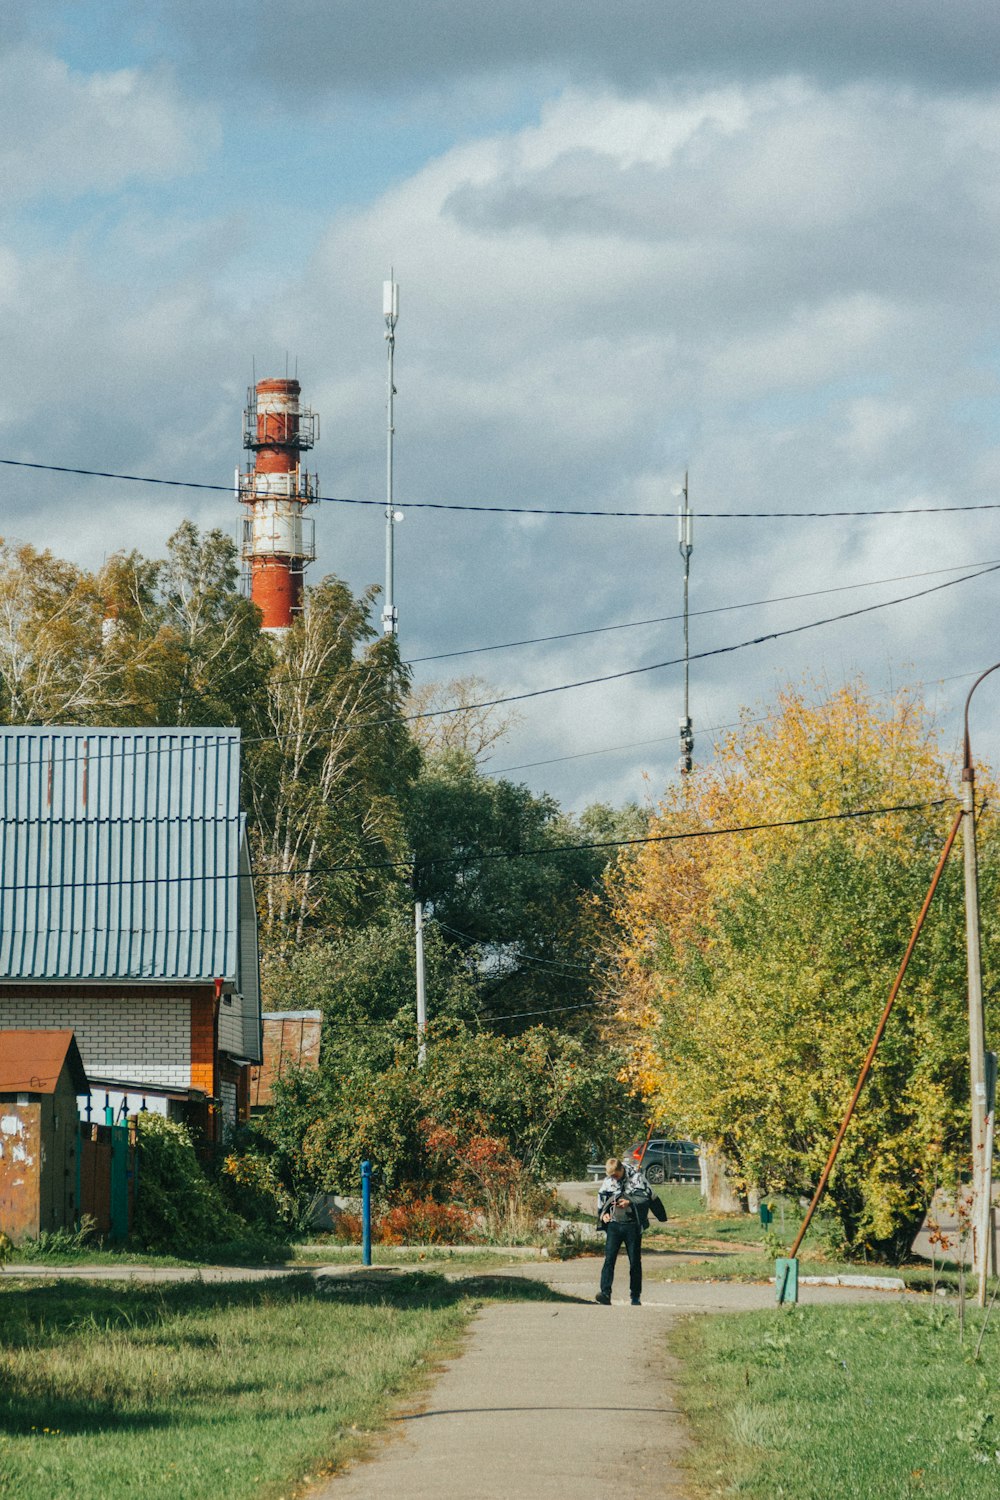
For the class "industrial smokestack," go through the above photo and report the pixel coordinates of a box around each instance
[238,377,319,633]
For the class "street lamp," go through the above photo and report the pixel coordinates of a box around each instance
[962,661,1000,1306]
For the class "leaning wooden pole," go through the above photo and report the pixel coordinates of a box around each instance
[789,807,963,1260]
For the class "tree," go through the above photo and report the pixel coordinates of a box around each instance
[0,540,159,724]
[244,576,419,954]
[406,675,523,763]
[407,747,643,1030]
[263,1021,642,1202]
[0,527,270,730]
[150,522,270,729]
[606,680,1000,1259]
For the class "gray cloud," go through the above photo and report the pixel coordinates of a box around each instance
[156,0,1000,98]
[4,63,1000,807]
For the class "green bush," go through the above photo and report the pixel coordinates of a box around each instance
[219,1146,297,1232]
[133,1114,270,1256]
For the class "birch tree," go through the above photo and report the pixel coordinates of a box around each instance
[245,577,418,954]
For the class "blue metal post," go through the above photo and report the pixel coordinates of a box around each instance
[361,1159,372,1266]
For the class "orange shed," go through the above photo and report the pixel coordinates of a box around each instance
[0,1029,88,1242]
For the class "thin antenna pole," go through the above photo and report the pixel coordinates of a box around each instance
[383,275,400,636]
[678,470,694,775]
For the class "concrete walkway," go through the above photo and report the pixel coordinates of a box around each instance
[310,1264,907,1500]
[312,1296,689,1500]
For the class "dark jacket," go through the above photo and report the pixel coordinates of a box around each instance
[596,1163,654,1232]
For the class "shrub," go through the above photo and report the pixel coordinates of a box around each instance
[329,1211,363,1245]
[15,1215,97,1260]
[422,1121,552,1243]
[377,1200,478,1245]
[328,1199,478,1245]
[219,1148,296,1231]
[133,1114,247,1255]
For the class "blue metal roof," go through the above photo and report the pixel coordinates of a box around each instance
[0,728,245,982]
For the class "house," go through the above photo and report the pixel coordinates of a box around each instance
[0,728,261,1143]
[250,1010,322,1113]
[0,1028,88,1240]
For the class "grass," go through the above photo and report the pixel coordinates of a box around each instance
[6,1244,532,1272]
[674,1297,1000,1498]
[628,1183,971,1292]
[290,1244,532,1268]
[0,1271,580,1500]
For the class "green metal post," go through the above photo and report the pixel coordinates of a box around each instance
[775,1257,798,1305]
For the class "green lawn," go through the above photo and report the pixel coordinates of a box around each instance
[0,1271,576,1500]
[674,1298,1000,1498]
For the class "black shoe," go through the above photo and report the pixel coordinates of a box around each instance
[595,1292,611,1305]
[630,1297,641,1306]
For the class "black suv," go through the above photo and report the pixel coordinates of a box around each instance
[628,1137,699,1184]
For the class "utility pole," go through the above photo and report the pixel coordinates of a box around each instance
[415,897,428,1067]
[962,662,1000,1304]
[677,471,694,776]
[382,276,400,636]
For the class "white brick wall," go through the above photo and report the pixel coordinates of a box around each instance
[0,993,190,1089]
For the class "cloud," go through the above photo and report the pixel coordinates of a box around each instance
[253,77,999,800]
[157,0,1000,99]
[4,63,1000,804]
[0,46,216,203]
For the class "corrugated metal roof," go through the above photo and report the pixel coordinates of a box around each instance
[0,1029,88,1093]
[0,728,243,982]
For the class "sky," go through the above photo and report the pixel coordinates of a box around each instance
[1,2,999,813]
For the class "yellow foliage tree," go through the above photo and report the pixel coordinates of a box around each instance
[606,679,998,1258]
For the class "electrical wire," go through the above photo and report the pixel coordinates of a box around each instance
[75,555,996,715]
[6,562,997,776]
[394,563,1000,725]
[281,994,622,1036]
[0,796,953,895]
[4,455,1000,520]
[436,921,603,978]
[405,559,1000,666]
[488,668,989,776]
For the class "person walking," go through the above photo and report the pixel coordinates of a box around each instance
[595,1155,653,1306]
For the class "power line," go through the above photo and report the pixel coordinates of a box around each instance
[404,559,1000,666]
[437,921,602,978]
[274,995,621,1036]
[81,555,996,715]
[488,668,988,776]
[0,797,952,895]
[7,561,997,779]
[395,563,1000,724]
[5,564,995,780]
[5,455,1000,520]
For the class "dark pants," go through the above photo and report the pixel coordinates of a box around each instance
[600,1220,642,1300]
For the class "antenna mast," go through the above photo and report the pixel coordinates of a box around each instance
[678,470,694,775]
[382,276,400,635]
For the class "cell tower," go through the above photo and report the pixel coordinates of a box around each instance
[238,378,319,633]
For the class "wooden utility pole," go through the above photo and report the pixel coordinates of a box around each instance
[962,662,1000,1304]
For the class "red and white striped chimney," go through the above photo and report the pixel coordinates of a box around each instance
[238,377,319,633]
